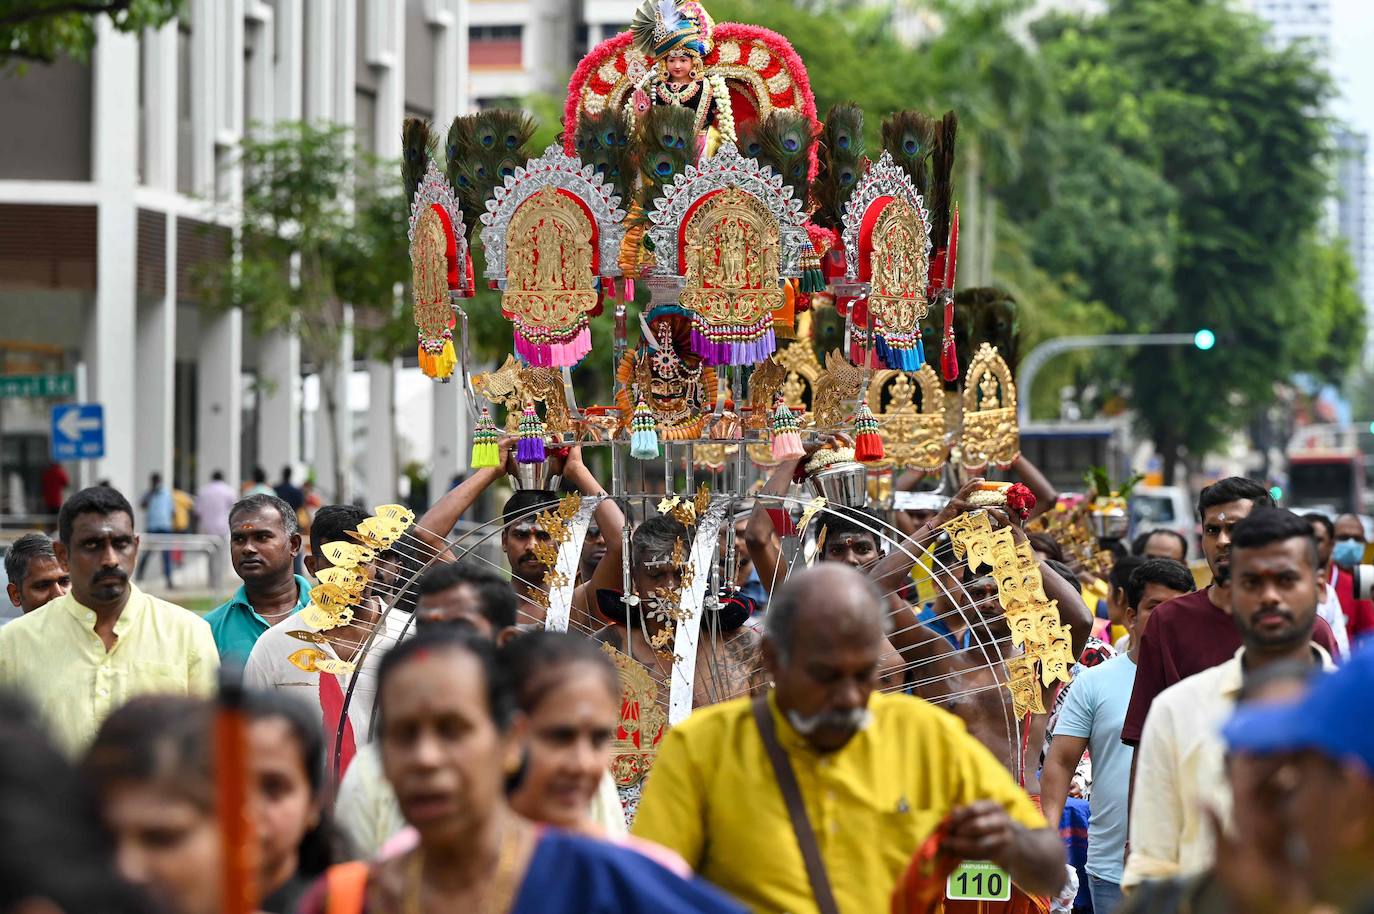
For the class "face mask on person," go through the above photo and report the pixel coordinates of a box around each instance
[1332,539,1365,570]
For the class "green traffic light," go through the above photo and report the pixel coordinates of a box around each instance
[1269,486,1283,502]
[1194,329,1216,350]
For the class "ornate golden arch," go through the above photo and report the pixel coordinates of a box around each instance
[681,187,784,343]
[869,200,930,346]
[960,343,1019,468]
[504,186,598,335]
[865,364,947,472]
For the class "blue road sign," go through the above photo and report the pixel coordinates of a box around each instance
[51,403,105,461]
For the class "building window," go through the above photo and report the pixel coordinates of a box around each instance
[469,24,522,69]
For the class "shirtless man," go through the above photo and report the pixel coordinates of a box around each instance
[597,514,766,709]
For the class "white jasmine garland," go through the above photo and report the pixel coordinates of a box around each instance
[709,74,737,145]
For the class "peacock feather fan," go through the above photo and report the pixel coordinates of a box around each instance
[740,110,816,207]
[814,103,865,231]
[573,107,634,207]
[402,117,437,208]
[446,109,535,240]
[881,110,939,199]
[635,105,698,217]
[928,110,958,249]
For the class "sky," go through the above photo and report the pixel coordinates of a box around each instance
[1330,0,1374,138]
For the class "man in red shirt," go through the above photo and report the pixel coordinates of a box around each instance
[1331,512,1374,644]
[1121,477,1342,746]
[39,462,69,515]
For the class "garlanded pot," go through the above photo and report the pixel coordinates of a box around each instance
[806,447,867,509]
[1084,466,1143,540]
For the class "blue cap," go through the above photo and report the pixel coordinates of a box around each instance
[1222,644,1374,771]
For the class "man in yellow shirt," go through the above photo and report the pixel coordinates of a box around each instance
[0,486,218,754]
[632,564,1065,914]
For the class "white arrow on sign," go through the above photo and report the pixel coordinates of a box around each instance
[57,408,100,441]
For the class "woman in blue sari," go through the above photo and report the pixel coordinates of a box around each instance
[299,628,743,914]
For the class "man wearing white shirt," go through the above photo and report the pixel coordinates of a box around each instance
[1124,508,1334,889]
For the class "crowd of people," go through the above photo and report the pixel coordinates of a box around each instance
[1,450,1373,914]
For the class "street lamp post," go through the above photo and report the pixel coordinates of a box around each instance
[1017,333,1210,425]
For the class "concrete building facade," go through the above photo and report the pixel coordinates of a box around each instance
[0,0,635,516]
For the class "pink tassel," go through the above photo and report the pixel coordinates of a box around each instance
[770,396,805,461]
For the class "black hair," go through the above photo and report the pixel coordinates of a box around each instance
[765,566,883,661]
[82,695,215,811]
[0,692,151,914]
[309,503,370,559]
[281,466,293,482]
[229,493,300,537]
[1027,532,1065,564]
[1100,538,1129,563]
[1043,559,1082,595]
[1303,512,1335,542]
[1236,657,1319,704]
[58,486,136,546]
[1196,476,1273,522]
[498,630,618,714]
[243,691,337,878]
[1131,528,1189,559]
[502,490,559,527]
[1230,507,1319,568]
[1110,554,1149,592]
[1125,557,1195,610]
[631,514,690,569]
[377,628,517,731]
[253,466,268,484]
[4,532,57,586]
[814,507,884,552]
[212,469,225,481]
[415,560,518,630]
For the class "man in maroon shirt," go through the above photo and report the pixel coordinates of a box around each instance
[1121,477,1341,746]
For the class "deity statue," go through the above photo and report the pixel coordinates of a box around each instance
[627,0,737,152]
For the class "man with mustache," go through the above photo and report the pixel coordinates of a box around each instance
[0,486,218,755]
[1122,508,1334,889]
[1121,478,1340,749]
[632,564,1066,914]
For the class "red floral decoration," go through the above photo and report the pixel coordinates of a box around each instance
[1006,483,1036,521]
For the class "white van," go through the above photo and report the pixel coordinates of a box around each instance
[1130,485,1194,559]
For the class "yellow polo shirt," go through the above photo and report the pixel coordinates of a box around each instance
[0,586,219,755]
[632,691,1046,914]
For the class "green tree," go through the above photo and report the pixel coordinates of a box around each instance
[1,0,181,69]
[206,122,409,499]
[1028,0,1360,481]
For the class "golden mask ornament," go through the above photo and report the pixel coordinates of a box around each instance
[960,343,1019,469]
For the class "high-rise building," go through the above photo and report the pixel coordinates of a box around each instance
[1246,0,1332,53]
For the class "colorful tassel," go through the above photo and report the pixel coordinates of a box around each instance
[854,402,885,463]
[770,396,804,461]
[629,398,660,459]
[470,408,501,468]
[940,292,959,382]
[515,402,547,464]
[417,334,456,380]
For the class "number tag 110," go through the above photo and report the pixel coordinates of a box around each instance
[945,860,1012,902]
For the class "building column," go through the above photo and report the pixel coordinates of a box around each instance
[431,379,468,488]
[196,308,243,490]
[312,306,353,502]
[274,0,303,120]
[257,332,300,480]
[303,0,335,121]
[365,358,398,508]
[89,20,140,496]
[134,220,176,490]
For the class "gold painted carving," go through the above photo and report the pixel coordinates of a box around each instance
[812,349,865,431]
[865,364,947,472]
[604,643,670,790]
[411,206,452,340]
[869,200,930,338]
[503,187,598,335]
[960,343,1019,469]
[473,355,573,434]
[680,187,783,332]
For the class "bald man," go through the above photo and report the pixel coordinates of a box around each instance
[633,565,1064,914]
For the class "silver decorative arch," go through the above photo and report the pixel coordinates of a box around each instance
[408,159,468,265]
[645,142,810,280]
[841,150,932,283]
[479,144,628,279]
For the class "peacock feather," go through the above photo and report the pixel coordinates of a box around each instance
[741,110,816,206]
[573,107,634,207]
[635,105,698,216]
[445,109,535,241]
[881,110,938,199]
[814,103,865,230]
[928,110,958,250]
[401,117,437,207]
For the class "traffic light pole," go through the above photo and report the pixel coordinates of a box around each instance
[1016,333,1202,425]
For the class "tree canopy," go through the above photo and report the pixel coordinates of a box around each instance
[1,0,181,69]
